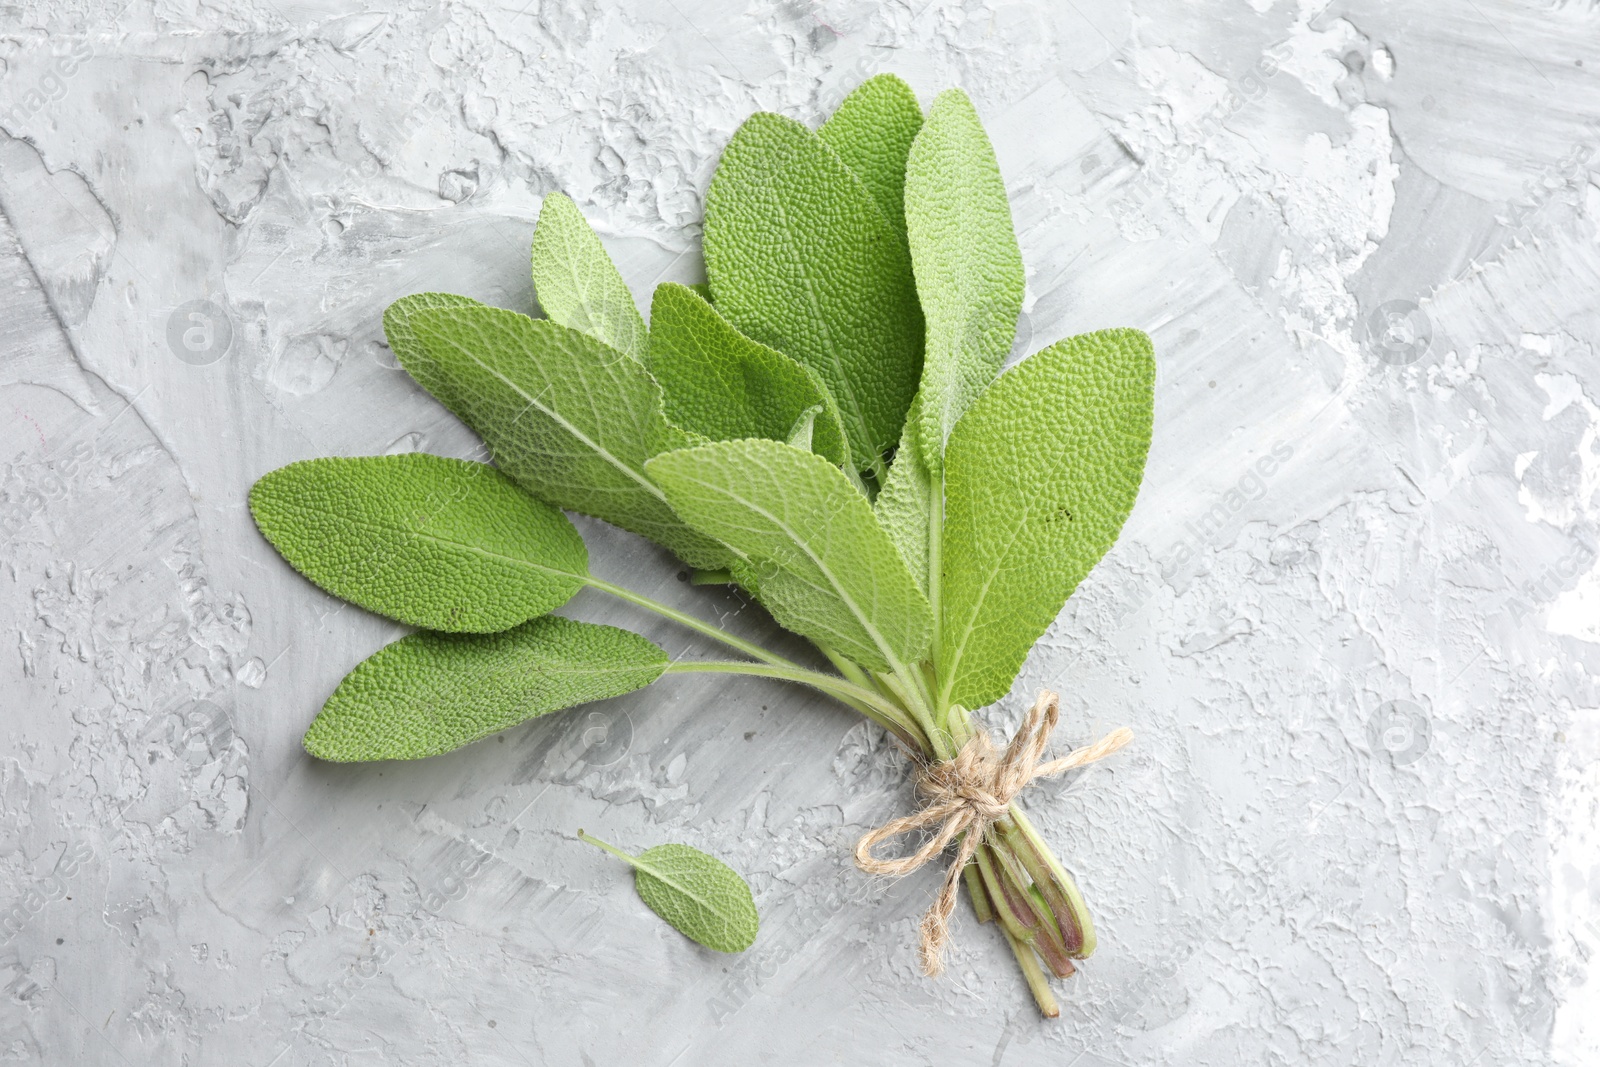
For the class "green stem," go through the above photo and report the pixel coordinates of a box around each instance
[973,841,1036,943]
[576,830,639,869]
[876,668,948,759]
[983,839,1074,979]
[903,666,946,752]
[1023,883,1077,978]
[995,817,1084,957]
[1006,805,1097,958]
[665,660,924,749]
[946,704,975,746]
[820,647,875,692]
[906,679,952,760]
[927,469,944,670]
[963,856,993,923]
[585,574,798,670]
[1000,923,1060,1018]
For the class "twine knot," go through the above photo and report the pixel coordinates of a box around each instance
[852,690,1132,976]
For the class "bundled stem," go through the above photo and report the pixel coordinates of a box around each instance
[848,694,1127,1011]
[596,573,1126,1016]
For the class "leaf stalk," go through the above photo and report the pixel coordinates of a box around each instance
[585,574,800,670]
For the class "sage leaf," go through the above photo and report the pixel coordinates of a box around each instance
[645,282,849,467]
[383,291,486,420]
[249,454,587,633]
[938,329,1155,710]
[530,192,649,361]
[818,73,923,240]
[905,88,1026,474]
[404,304,730,569]
[646,438,932,673]
[304,616,668,761]
[579,832,758,953]
[703,112,924,474]
[873,393,934,592]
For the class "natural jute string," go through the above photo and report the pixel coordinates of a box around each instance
[853,690,1132,976]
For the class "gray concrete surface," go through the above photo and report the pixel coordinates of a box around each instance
[2,2,1598,1064]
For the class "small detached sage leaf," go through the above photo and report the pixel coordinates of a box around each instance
[579,831,759,953]
[249,454,587,633]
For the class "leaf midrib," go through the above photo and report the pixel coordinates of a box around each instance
[474,660,659,681]
[278,500,585,585]
[937,455,1030,708]
[681,459,913,673]
[915,108,1013,451]
[433,325,675,509]
[554,224,601,335]
[633,855,742,937]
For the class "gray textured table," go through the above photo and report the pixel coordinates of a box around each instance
[2,3,1598,1064]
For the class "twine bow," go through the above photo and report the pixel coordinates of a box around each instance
[852,690,1132,976]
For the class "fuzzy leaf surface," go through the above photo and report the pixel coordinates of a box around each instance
[633,844,759,953]
[818,73,923,239]
[583,835,759,953]
[249,454,587,633]
[530,192,648,361]
[905,89,1026,475]
[873,393,934,592]
[703,112,923,471]
[405,304,729,569]
[304,616,667,761]
[383,292,486,419]
[646,438,932,672]
[938,328,1155,709]
[646,282,848,466]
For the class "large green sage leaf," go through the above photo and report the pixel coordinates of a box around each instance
[645,282,849,467]
[579,833,759,953]
[250,454,587,633]
[404,304,730,569]
[818,73,922,240]
[938,328,1155,709]
[530,191,649,361]
[304,616,668,761]
[703,112,923,474]
[646,438,932,672]
[905,88,1025,475]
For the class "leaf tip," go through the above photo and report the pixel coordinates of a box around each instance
[537,188,577,220]
[301,720,341,762]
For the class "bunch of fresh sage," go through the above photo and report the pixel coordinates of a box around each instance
[250,74,1154,1016]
